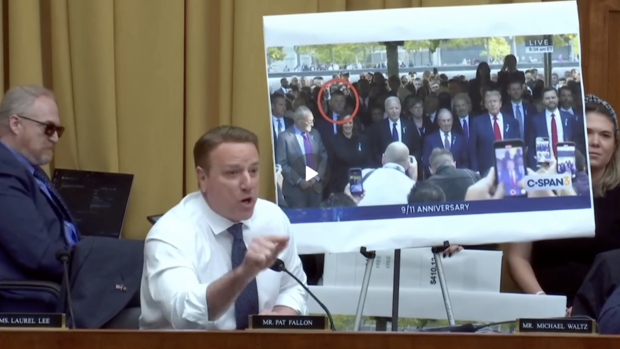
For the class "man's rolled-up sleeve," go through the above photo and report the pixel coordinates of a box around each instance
[274,217,308,315]
[144,233,217,329]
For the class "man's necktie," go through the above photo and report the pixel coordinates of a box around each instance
[33,167,79,245]
[302,133,315,169]
[391,122,399,142]
[462,119,469,139]
[516,105,523,137]
[551,113,559,152]
[278,119,284,134]
[444,133,451,150]
[228,223,259,330]
[493,116,502,140]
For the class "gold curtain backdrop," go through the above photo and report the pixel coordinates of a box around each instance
[0,0,539,240]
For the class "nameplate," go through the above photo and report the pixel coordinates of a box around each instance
[516,318,597,334]
[249,315,328,330]
[0,313,66,329]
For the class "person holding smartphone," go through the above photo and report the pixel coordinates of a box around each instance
[506,95,620,314]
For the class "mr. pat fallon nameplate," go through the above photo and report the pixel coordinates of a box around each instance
[249,315,328,330]
[0,313,66,329]
[517,318,597,334]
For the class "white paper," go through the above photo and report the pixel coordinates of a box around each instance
[307,286,567,322]
[264,0,594,255]
[322,249,502,292]
[263,2,579,47]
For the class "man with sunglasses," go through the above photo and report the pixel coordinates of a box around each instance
[0,84,77,313]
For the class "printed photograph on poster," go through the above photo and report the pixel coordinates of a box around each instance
[263,1,593,254]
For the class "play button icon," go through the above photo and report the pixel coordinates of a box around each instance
[305,166,318,181]
[281,152,331,193]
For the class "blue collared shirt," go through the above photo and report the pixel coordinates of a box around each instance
[0,141,79,246]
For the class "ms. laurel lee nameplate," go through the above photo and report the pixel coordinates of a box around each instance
[249,315,328,330]
[516,318,597,334]
[0,313,66,329]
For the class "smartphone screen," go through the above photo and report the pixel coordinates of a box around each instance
[535,137,551,164]
[348,168,363,196]
[494,140,527,198]
[556,142,576,177]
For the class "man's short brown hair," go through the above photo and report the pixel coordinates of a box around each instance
[193,125,259,171]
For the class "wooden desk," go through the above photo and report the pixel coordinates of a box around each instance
[0,330,618,349]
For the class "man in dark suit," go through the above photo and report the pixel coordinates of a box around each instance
[270,93,293,161]
[469,89,521,176]
[314,90,346,142]
[525,87,578,169]
[368,96,422,169]
[0,85,77,313]
[451,93,475,141]
[426,148,480,202]
[275,106,328,208]
[558,86,586,153]
[501,80,538,140]
[498,157,525,196]
[422,109,469,176]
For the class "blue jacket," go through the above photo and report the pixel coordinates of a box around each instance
[0,141,69,312]
[599,285,620,334]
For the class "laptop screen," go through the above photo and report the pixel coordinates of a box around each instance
[52,169,134,238]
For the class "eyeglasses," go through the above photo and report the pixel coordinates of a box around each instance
[16,115,65,138]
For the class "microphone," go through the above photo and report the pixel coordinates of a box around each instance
[55,250,76,329]
[269,258,336,331]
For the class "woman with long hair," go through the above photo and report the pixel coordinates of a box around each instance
[506,95,620,314]
[468,62,496,114]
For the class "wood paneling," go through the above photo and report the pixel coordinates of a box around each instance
[579,0,620,106]
[0,330,619,349]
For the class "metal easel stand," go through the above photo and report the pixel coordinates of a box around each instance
[353,247,376,331]
[430,240,456,326]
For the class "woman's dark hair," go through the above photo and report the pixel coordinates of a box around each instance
[320,193,357,208]
[476,62,490,81]
[336,114,359,137]
[407,182,446,204]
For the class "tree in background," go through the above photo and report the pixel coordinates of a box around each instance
[481,37,511,61]
[296,43,377,67]
[266,47,286,66]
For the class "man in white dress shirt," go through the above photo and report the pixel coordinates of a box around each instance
[358,142,417,206]
[140,126,307,330]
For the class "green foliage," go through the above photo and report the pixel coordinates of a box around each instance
[440,38,485,49]
[295,43,377,66]
[403,38,485,54]
[481,37,511,60]
[266,47,286,64]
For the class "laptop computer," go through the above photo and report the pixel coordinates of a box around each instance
[52,169,134,239]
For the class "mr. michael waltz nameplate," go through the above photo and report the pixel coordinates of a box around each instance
[0,313,65,328]
[517,318,597,334]
[249,315,328,330]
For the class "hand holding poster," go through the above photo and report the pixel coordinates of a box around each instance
[263,1,593,255]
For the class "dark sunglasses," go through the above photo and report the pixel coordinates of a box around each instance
[16,115,65,138]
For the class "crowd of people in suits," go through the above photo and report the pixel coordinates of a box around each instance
[271,54,587,210]
[269,55,620,334]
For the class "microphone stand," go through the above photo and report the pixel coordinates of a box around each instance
[354,247,376,331]
[277,264,336,331]
[57,251,76,329]
[391,249,401,331]
[431,241,456,326]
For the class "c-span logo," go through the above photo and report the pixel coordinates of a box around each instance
[524,174,572,191]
